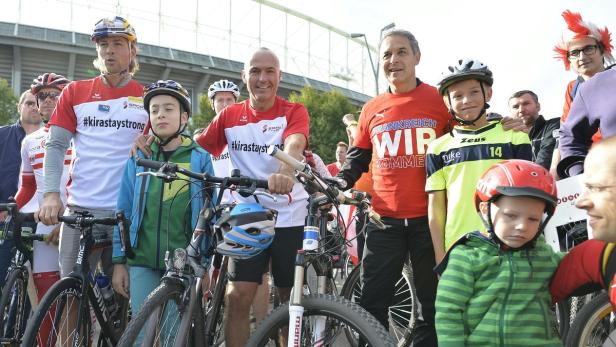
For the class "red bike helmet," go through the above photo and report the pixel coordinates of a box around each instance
[31,73,70,95]
[475,160,558,247]
[475,160,557,214]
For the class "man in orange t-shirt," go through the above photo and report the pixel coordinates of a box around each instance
[337,29,449,347]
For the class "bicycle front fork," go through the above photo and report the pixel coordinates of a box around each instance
[287,252,327,346]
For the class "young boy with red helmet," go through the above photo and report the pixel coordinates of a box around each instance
[436,160,562,346]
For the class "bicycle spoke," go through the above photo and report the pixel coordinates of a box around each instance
[40,289,89,347]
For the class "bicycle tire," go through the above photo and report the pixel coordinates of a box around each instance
[565,292,616,347]
[340,264,416,347]
[565,291,616,347]
[0,267,29,344]
[556,299,571,342]
[22,276,91,347]
[117,280,203,347]
[246,294,396,347]
[204,264,228,347]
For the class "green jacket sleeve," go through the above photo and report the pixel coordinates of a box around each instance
[436,246,475,346]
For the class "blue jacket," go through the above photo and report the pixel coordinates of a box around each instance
[0,121,26,203]
[112,140,216,265]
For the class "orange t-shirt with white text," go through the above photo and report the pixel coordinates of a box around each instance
[354,82,450,218]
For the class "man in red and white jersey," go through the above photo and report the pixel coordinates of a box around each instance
[37,17,148,280]
[195,47,309,347]
[337,29,450,347]
[14,73,71,345]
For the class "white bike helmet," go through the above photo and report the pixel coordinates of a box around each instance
[438,58,494,125]
[437,58,493,96]
[207,80,240,101]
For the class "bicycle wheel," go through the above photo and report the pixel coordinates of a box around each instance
[566,292,616,347]
[0,267,30,345]
[21,277,91,347]
[204,264,228,347]
[340,264,416,346]
[247,294,396,346]
[117,280,204,347]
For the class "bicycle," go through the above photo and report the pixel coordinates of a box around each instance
[246,146,396,347]
[116,158,272,347]
[565,291,615,347]
[0,202,49,346]
[21,210,132,347]
[340,260,417,347]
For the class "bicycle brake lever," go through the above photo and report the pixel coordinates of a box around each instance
[137,171,173,181]
[253,190,278,202]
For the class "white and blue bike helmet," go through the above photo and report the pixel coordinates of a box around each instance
[215,203,277,259]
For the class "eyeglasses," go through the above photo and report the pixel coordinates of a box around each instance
[567,44,599,60]
[36,91,61,102]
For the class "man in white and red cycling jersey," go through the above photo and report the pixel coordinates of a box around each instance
[204,78,272,327]
[37,16,148,280]
[14,73,71,345]
[337,29,450,346]
[195,47,309,347]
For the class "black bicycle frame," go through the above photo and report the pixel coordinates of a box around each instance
[65,226,117,346]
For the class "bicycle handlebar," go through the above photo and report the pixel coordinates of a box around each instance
[136,158,269,189]
[267,146,385,229]
[0,204,134,259]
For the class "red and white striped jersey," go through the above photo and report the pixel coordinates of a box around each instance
[196,96,310,227]
[49,76,148,209]
[19,127,72,210]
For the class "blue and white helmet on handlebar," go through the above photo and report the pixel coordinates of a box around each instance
[215,203,277,259]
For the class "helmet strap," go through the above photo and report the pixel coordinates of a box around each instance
[151,117,187,148]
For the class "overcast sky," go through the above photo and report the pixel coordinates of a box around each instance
[3,0,614,118]
[276,0,615,119]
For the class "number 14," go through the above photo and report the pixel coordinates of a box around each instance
[489,146,502,158]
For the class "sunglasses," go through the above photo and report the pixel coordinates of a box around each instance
[36,91,61,102]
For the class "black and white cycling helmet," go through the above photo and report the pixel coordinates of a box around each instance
[214,203,277,259]
[437,59,493,96]
[207,79,240,101]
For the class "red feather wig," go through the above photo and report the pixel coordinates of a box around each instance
[553,10,614,70]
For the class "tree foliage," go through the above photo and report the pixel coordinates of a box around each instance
[0,78,18,126]
[289,86,359,163]
[188,94,216,134]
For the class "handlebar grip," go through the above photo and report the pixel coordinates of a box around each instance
[369,211,386,230]
[18,213,36,223]
[255,179,269,189]
[116,210,135,259]
[136,158,166,170]
[0,203,17,212]
[267,146,305,172]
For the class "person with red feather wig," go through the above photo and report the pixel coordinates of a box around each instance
[549,10,615,179]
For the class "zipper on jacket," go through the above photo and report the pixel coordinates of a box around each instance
[538,299,551,339]
[499,252,514,347]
